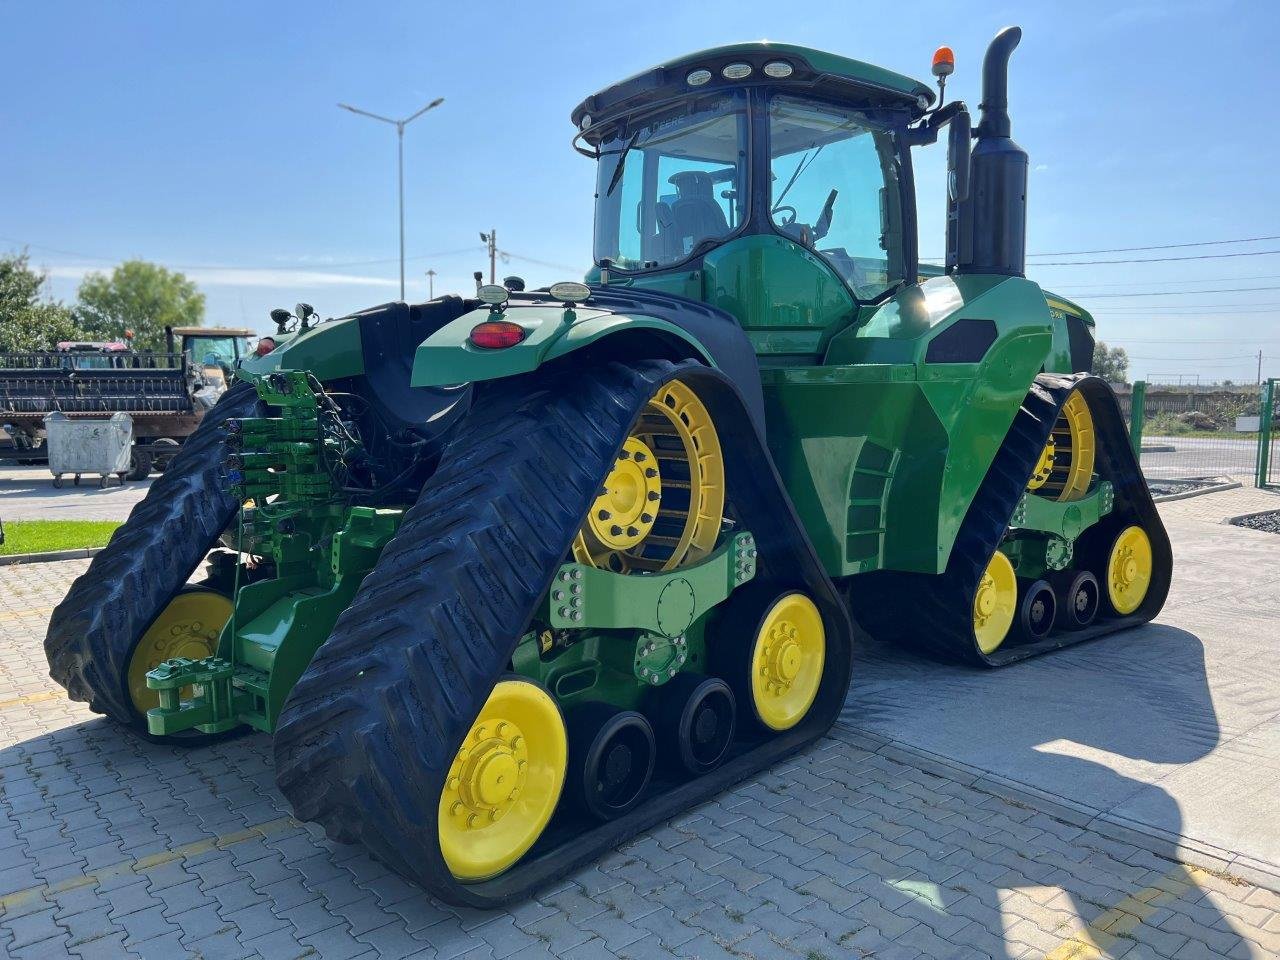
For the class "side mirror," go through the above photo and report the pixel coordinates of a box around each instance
[948,108,972,202]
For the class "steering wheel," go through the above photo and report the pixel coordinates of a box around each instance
[773,205,798,227]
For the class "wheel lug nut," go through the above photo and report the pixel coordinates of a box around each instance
[627,526,639,537]
[610,525,623,536]
[645,468,657,478]
[618,449,630,460]
[634,451,646,462]
[647,491,660,501]
[640,513,653,523]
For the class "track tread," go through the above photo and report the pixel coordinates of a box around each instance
[273,359,852,907]
[44,381,266,727]
[849,373,1171,665]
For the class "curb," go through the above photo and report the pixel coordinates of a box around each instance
[1141,444,1176,453]
[830,721,1280,894]
[1225,506,1280,528]
[0,547,105,567]
[1151,480,1242,503]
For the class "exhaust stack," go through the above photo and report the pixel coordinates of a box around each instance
[953,26,1028,277]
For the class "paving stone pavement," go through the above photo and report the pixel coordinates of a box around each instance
[2,560,1278,959]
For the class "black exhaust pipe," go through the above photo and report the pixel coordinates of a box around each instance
[954,26,1028,278]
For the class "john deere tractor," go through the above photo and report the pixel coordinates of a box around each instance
[46,27,1169,906]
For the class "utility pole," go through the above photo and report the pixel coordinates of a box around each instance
[426,268,437,300]
[338,96,445,300]
[480,230,497,284]
[1259,349,1264,386]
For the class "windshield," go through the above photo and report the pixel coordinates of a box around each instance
[187,336,247,368]
[593,93,748,271]
[768,96,905,300]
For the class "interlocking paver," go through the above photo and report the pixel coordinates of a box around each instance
[2,558,1277,960]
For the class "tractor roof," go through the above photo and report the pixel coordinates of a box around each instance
[571,42,934,132]
[170,326,255,337]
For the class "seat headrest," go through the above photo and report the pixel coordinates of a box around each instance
[668,170,715,200]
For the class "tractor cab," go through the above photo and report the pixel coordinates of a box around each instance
[575,44,936,349]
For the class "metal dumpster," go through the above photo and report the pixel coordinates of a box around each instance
[43,412,133,488]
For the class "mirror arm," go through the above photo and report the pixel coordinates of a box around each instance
[905,100,970,147]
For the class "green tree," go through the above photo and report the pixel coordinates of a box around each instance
[1092,340,1129,383]
[76,260,205,350]
[0,251,86,351]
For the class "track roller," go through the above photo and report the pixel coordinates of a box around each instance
[650,673,735,776]
[973,550,1017,655]
[1104,525,1153,616]
[566,703,655,822]
[126,587,232,714]
[1057,570,1100,630]
[437,679,567,883]
[1016,579,1057,642]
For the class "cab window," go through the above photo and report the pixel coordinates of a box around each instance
[593,93,748,270]
[768,96,905,301]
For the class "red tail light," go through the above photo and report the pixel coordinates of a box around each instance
[469,320,526,349]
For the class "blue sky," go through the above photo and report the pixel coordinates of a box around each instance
[3,0,1277,383]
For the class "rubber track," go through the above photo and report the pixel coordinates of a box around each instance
[44,381,266,727]
[848,373,1173,666]
[273,359,853,907]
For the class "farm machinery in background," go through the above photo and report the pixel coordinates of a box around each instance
[0,326,255,477]
[46,28,1169,907]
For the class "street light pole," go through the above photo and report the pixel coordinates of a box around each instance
[426,268,437,299]
[338,96,444,300]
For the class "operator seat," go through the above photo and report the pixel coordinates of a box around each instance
[666,171,729,257]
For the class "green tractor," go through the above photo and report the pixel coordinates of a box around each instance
[46,27,1169,906]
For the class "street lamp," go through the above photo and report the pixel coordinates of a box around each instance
[425,268,437,300]
[338,96,444,300]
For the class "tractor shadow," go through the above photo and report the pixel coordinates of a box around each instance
[840,621,1259,957]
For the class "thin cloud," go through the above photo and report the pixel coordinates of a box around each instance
[42,264,397,289]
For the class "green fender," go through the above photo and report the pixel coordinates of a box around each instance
[410,304,715,388]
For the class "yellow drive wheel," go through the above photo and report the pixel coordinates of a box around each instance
[574,378,724,573]
[972,550,1017,655]
[1106,525,1153,615]
[749,593,825,731]
[126,588,232,714]
[439,679,567,882]
[1031,392,1096,502]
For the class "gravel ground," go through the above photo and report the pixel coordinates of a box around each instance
[1231,509,1280,534]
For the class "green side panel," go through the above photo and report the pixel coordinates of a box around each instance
[410,304,715,388]
[237,316,364,381]
[761,275,1055,578]
[702,234,856,357]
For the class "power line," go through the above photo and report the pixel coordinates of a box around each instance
[1051,273,1280,289]
[1027,235,1280,257]
[1070,285,1280,298]
[1034,249,1280,266]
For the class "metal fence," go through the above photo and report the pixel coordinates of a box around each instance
[1260,379,1278,489]
[1118,381,1276,487]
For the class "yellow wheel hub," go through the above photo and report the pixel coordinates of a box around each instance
[1032,393,1096,502]
[1107,525,1153,615]
[750,593,825,731]
[1026,435,1056,491]
[574,379,724,573]
[583,436,662,552]
[126,589,231,714]
[439,680,566,882]
[972,551,1017,655]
